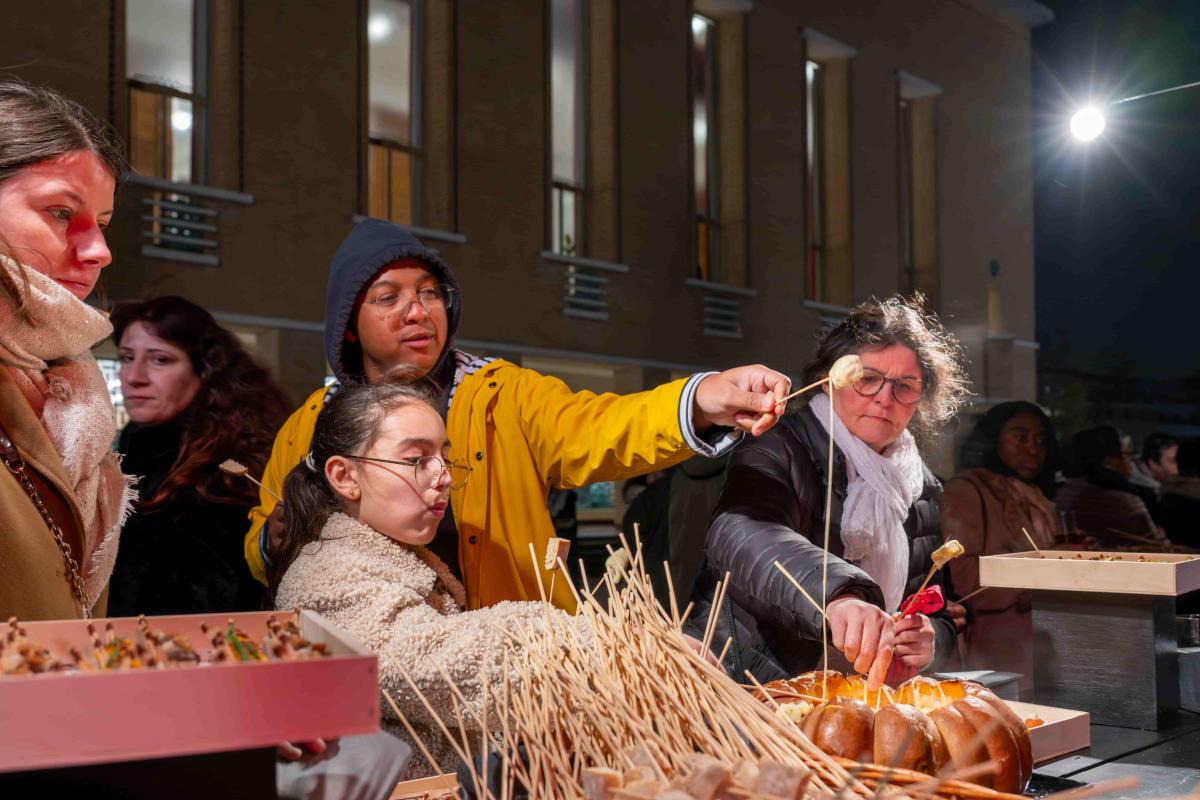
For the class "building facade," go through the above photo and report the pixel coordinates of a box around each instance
[1,0,1050,473]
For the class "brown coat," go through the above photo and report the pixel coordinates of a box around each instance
[0,367,105,620]
[939,467,1056,696]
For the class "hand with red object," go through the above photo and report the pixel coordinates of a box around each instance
[885,585,944,685]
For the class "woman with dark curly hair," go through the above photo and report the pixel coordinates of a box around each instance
[106,296,292,616]
[941,401,1059,697]
[690,295,971,688]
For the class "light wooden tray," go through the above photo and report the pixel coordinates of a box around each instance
[0,610,379,773]
[979,550,1200,596]
[1004,700,1091,763]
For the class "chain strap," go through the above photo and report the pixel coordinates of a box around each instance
[0,429,90,618]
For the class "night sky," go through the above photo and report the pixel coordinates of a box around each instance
[1034,0,1200,387]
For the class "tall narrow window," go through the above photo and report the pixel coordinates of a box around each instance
[802,29,855,306]
[551,0,586,256]
[691,14,718,281]
[898,72,940,305]
[805,60,822,299]
[368,0,419,225]
[126,0,202,184]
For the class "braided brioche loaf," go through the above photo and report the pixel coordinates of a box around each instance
[758,671,1032,793]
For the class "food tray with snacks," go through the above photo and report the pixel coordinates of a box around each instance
[979,550,1200,596]
[1003,700,1090,764]
[0,610,379,773]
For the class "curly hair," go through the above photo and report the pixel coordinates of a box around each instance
[799,293,971,442]
[111,296,292,512]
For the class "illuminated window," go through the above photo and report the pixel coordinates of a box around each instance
[368,0,419,225]
[691,9,747,287]
[803,30,855,306]
[550,0,586,256]
[805,60,823,297]
[692,14,718,281]
[97,358,130,433]
[126,0,202,184]
[898,72,941,305]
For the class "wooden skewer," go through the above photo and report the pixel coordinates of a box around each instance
[218,458,284,502]
[957,585,990,604]
[1105,526,1182,551]
[900,563,940,617]
[777,376,830,405]
[1021,527,1041,552]
[773,560,830,623]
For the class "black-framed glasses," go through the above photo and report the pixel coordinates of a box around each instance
[362,284,456,318]
[341,454,472,490]
[851,367,925,405]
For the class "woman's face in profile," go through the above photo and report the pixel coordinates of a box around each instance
[340,403,452,546]
[118,321,202,426]
[996,411,1047,482]
[0,150,114,299]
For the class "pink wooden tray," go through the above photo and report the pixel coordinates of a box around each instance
[0,610,379,773]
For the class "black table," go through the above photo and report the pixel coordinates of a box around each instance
[1032,711,1200,797]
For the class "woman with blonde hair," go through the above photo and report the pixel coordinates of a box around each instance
[0,78,133,620]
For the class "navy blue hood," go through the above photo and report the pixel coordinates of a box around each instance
[324,218,462,385]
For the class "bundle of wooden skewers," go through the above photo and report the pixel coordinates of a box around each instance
[382,535,1038,800]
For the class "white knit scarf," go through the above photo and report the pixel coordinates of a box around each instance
[810,392,924,612]
[0,257,134,606]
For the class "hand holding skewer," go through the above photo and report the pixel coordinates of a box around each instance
[776,355,865,405]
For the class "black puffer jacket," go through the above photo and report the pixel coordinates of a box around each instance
[688,406,955,683]
[108,421,264,617]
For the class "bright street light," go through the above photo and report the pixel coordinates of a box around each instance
[1067,79,1200,141]
[1069,106,1105,141]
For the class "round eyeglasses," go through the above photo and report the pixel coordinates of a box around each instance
[850,367,925,405]
[341,454,472,490]
[362,284,456,318]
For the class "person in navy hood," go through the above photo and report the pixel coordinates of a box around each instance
[325,218,463,398]
[244,218,795,599]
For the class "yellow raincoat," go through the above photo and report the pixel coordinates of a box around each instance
[243,359,701,611]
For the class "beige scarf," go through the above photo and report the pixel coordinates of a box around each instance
[0,257,134,606]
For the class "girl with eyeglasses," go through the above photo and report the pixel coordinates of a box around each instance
[268,381,592,777]
[689,295,972,688]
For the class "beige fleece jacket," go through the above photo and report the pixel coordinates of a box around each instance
[275,512,587,776]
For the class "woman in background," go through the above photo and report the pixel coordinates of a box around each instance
[940,401,1059,697]
[107,296,291,616]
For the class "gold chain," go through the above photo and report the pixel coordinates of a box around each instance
[0,433,90,618]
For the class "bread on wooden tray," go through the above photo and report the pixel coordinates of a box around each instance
[756,671,1033,793]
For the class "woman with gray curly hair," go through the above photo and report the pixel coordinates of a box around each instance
[688,295,971,688]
